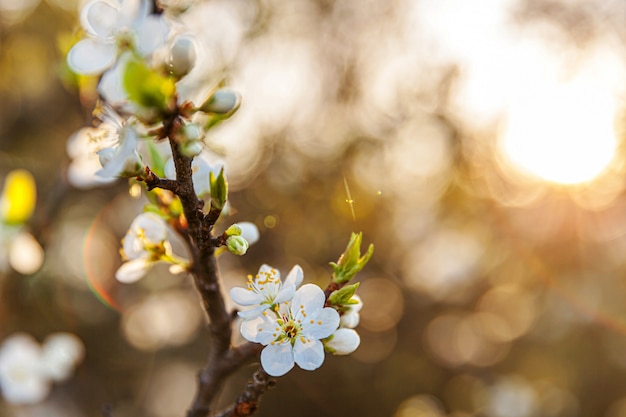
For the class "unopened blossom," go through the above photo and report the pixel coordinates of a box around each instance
[325,328,360,355]
[339,294,362,329]
[241,284,340,377]
[116,212,187,283]
[67,0,170,76]
[230,264,303,320]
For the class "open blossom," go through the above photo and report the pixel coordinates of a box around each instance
[230,264,303,320]
[116,212,187,283]
[241,284,340,377]
[67,0,170,76]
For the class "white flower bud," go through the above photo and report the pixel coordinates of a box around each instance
[168,35,197,78]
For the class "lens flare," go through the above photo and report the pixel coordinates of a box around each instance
[500,82,618,185]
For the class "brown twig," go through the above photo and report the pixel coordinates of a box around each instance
[210,368,276,417]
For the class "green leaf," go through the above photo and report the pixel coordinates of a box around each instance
[145,141,166,178]
[209,167,228,211]
[123,57,176,113]
[328,282,360,306]
[331,232,374,284]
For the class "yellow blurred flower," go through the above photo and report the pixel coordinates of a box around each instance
[0,169,36,225]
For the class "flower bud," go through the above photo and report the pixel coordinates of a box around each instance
[226,235,248,256]
[180,140,203,157]
[225,224,242,237]
[199,89,241,115]
[167,35,197,78]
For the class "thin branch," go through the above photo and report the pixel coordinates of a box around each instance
[141,166,180,193]
[210,368,276,417]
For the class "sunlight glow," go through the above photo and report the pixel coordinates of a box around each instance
[500,82,618,185]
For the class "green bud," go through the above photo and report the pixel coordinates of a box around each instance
[199,89,241,115]
[226,235,248,256]
[330,232,374,284]
[225,223,242,237]
[328,282,360,307]
[180,140,203,157]
[209,167,228,211]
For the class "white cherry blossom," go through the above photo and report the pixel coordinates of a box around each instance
[67,0,170,76]
[230,264,303,320]
[240,284,340,377]
[116,212,187,283]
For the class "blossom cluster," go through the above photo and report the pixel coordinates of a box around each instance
[65,0,240,191]
[230,232,372,377]
[0,333,84,404]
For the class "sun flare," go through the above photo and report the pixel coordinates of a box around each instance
[500,82,618,185]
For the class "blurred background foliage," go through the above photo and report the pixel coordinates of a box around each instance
[1,0,626,416]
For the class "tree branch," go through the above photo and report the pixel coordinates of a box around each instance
[210,368,275,417]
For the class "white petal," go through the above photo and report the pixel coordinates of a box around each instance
[283,264,303,288]
[293,338,325,371]
[80,0,119,38]
[302,307,340,340]
[258,264,279,280]
[274,285,295,304]
[237,305,268,320]
[240,316,264,342]
[260,342,294,377]
[291,284,325,322]
[230,287,263,306]
[326,328,360,355]
[135,15,170,57]
[164,157,176,180]
[67,38,117,76]
[255,317,281,345]
[115,258,151,283]
[131,212,168,243]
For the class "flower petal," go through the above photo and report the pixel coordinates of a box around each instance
[291,284,325,322]
[115,258,151,283]
[135,15,170,56]
[80,0,119,39]
[230,287,263,306]
[326,328,360,355]
[240,316,264,342]
[274,284,295,304]
[67,38,117,76]
[237,305,269,320]
[293,338,325,371]
[302,307,340,340]
[258,264,279,280]
[261,342,294,377]
[283,264,303,288]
